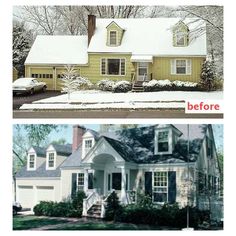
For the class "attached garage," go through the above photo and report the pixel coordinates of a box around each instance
[17,185,34,209]
[36,186,55,203]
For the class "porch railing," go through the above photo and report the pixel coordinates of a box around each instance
[126,190,137,204]
[101,190,115,218]
[82,189,101,217]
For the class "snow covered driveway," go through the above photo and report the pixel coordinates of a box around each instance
[20,90,223,110]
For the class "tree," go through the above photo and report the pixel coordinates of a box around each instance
[200,60,216,91]
[13,125,65,173]
[13,20,33,77]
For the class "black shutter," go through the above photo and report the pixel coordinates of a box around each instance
[71,173,77,198]
[145,172,152,197]
[168,171,176,204]
[88,173,93,189]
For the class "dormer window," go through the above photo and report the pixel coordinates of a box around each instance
[85,139,93,155]
[29,154,35,169]
[158,131,169,152]
[173,22,189,47]
[109,31,117,46]
[176,31,185,46]
[48,153,55,168]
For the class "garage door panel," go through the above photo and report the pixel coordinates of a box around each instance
[17,186,34,209]
[36,186,55,203]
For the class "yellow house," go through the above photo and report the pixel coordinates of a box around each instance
[25,16,207,91]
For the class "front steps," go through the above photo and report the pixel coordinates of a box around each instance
[132,81,144,92]
[86,201,102,218]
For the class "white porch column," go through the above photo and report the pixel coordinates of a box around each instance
[84,169,88,193]
[120,167,127,204]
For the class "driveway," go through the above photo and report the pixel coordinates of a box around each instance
[13,91,61,110]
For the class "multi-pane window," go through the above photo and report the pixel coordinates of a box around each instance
[31,74,53,79]
[48,153,55,168]
[153,172,168,203]
[109,31,117,45]
[85,139,93,155]
[29,154,35,169]
[77,173,84,191]
[101,58,125,75]
[176,60,186,74]
[158,131,169,152]
[176,31,185,46]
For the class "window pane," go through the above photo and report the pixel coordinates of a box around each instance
[121,59,125,75]
[101,58,106,75]
[176,67,186,74]
[108,59,120,75]
[110,31,117,45]
[153,193,167,202]
[158,131,169,142]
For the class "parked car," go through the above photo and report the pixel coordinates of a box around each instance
[13,78,47,95]
[13,201,22,215]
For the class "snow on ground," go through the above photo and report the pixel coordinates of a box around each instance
[19,90,223,110]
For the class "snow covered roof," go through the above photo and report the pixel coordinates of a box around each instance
[88,18,207,56]
[25,35,88,65]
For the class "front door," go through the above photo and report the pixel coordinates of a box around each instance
[137,62,148,81]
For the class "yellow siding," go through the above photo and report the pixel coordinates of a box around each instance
[151,57,205,83]
[13,67,18,81]
[25,56,204,90]
[106,22,124,46]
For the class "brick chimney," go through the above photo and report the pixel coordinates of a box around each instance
[88,15,96,46]
[72,125,86,152]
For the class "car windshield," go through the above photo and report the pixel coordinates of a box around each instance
[13,78,33,86]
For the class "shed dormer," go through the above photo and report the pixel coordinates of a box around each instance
[172,21,189,47]
[106,21,124,46]
[82,130,97,159]
[154,125,182,155]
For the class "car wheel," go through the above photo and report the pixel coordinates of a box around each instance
[30,88,34,95]
[42,86,47,92]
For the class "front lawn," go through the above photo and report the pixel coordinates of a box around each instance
[13,215,70,230]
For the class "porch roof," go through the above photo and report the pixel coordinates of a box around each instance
[130,55,153,63]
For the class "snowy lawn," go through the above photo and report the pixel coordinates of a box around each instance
[20,90,223,110]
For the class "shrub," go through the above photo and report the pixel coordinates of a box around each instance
[74,76,93,90]
[143,79,172,91]
[200,60,216,91]
[71,190,86,210]
[97,79,115,91]
[105,191,122,220]
[113,81,132,93]
[136,192,153,209]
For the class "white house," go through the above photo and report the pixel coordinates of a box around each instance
[15,124,221,218]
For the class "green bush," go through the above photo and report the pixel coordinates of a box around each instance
[105,191,122,220]
[33,191,86,218]
[136,192,153,208]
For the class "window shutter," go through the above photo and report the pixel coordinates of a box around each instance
[101,58,106,75]
[168,171,176,204]
[145,172,152,197]
[121,59,125,75]
[186,59,192,75]
[71,173,77,198]
[170,59,176,75]
[88,173,93,189]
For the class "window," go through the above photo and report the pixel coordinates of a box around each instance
[176,31,185,46]
[176,60,186,74]
[101,58,125,76]
[109,31,117,45]
[153,172,168,203]
[84,139,93,155]
[77,173,84,191]
[88,173,94,189]
[48,153,55,168]
[29,154,35,169]
[31,73,53,79]
[158,131,169,152]
[112,173,121,190]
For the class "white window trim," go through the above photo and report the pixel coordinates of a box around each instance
[175,31,187,46]
[27,153,36,171]
[154,128,173,155]
[100,58,126,76]
[170,59,192,75]
[82,137,95,159]
[109,30,118,46]
[152,171,168,204]
[77,173,85,191]
[46,151,57,170]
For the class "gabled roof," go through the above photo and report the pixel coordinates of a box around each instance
[31,146,46,157]
[15,162,61,178]
[50,144,72,156]
[88,18,206,56]
[61,145,82,168]
[25,35,88,65]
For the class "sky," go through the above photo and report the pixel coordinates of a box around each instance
[21,124,223,153]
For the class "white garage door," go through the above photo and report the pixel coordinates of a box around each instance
[17,185,34,209]
[36,186,55,204]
